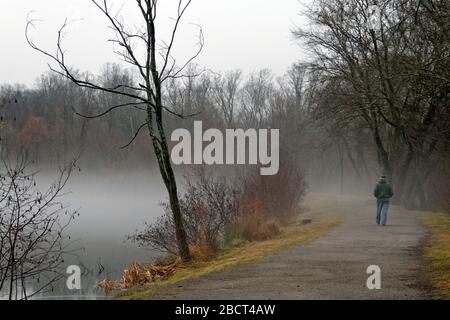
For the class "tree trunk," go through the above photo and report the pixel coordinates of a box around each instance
[337,138,344,195]
[343,137,362,183]
[166,175,191,262]
[158,120,191,262]
[147,119,191,262]
[147,82,191,262]
[372,118,392,182]
[396,150,414,204]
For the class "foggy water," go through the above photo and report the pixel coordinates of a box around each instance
[2,168,171,299]
[69,169,167,289]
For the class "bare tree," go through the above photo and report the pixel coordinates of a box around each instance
[239,69,274,128]
[26,0,206,262]
[164,64,212,130]
[0,152,79,300]
[294,0,450,207]
[211,70,242,127]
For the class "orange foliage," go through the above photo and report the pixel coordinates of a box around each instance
[188,243,217,262]
[20,116,50,145]
[236,199,281,241]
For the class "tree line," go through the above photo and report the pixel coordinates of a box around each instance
[295,0,449,211]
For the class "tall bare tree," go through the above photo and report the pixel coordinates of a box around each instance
[26,0,205,262]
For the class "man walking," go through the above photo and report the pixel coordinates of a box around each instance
[374,175,394,226]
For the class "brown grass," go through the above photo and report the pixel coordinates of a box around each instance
[225,199,282,243]
[188,243,217,262]
[258,218,282,240]
[99,258,180,295]
[415,211,450,299]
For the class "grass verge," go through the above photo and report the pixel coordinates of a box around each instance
[415,211,450,299]
[115,194,343,300]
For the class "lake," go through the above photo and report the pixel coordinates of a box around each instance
[1,168,171,300]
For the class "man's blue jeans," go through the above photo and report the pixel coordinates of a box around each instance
[376,200,389,225]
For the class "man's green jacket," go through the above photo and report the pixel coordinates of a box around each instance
[374,179,394,201]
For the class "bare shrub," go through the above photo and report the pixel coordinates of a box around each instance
[225,200,281,244]
[129,159,306,263]
[0,152,79,300]
[241,160,307,224]
[258,218,282,240]
[130,161,306,257]
[238,200,267,241]
[129,170,241,256]
[188,243,217,262]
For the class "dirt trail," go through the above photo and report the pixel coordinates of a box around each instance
[149,196,431,299]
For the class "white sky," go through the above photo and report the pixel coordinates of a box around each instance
[0,0,308,87]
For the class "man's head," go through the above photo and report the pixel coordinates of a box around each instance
[379,175,386,181]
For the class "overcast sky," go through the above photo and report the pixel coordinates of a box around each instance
[1,0,308,87]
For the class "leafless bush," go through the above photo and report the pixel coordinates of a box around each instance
[130,160,307,258]
[129,169,241,256]
[225,200,281,244]
[241,160,307,224]
[0,152,79,300]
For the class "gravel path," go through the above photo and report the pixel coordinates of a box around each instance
[150,196,431,299]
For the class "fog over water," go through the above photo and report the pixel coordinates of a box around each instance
[30,167,172,298]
